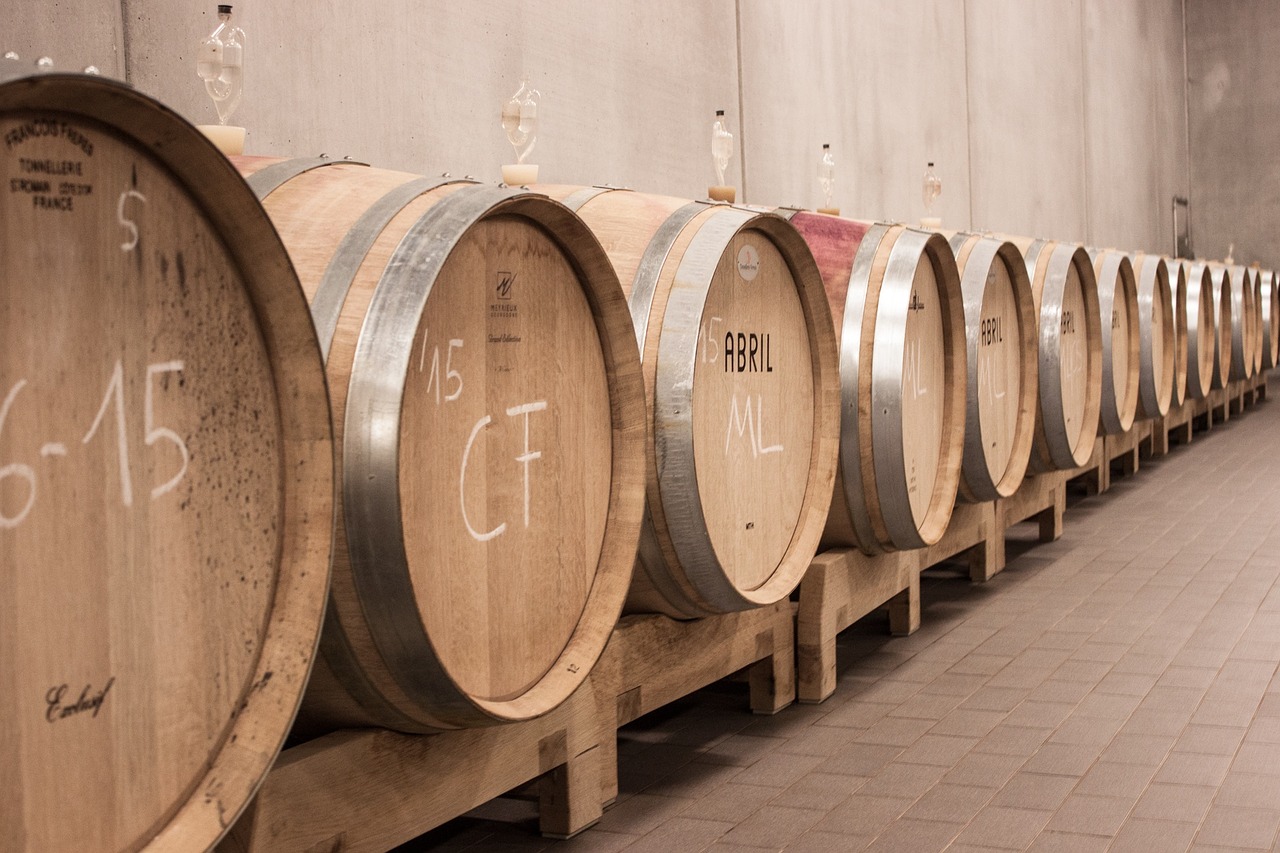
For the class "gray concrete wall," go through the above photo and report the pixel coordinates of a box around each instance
[9,1,1197,254]
[1186,0,1280,268]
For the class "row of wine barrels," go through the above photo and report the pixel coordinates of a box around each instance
[1090,249,1141,435]
[947,233,1038,501]
[1208,265,1235,389]
[785,214,966,555]
[1182,260,1218,400]
[1260,268,1280,370]
[547,187,842,618]
[1132,254,1176,419]
[234,161,648,732]
[1007,237,1103,471]
[0,74,335,851]
[1165,258,1189,407]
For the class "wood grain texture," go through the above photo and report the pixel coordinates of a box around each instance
[0,75,332,852]
[238,164,646,730]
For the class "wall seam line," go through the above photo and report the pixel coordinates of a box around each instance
[1181,0,1193,256]
[118,0,132,83]
[962,0,975,231]
[1079,0,1092,247]
[734,0,749,204]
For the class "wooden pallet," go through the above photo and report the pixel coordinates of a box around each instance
[219,681,603,851]
[1153,396,1197,452]
[1194,385,1231,430]
[589,601,796,806]
[1073,421,1152,495]
[795,470,1066,704]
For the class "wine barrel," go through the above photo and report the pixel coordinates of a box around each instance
[1005,238,1103,471]
[1090,249,1140,433]
[1208,264,1234,389]
[1260,269,1279,370]
[0,74,333,850]
[236,160,647,730]
[542,187,840,617]
[783,214,965,554]
[1183,260,1218,400]
[1228,264,1257,381]
[1249,267,1266,375]
[1131,254,1176,418]
[1166,258,1190,405]
[947,233,1037,501]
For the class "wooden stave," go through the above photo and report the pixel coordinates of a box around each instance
[238,161,647,730]
[1167,258,1190,405]
[1132,254,1176,419]
[791,215,966,555]
[547,188,841,619]
[0,74,335,851]
[948,233,1038,502]
[1090,249,1141,434]
[1183,260,1218,400]
[1227,265,1256,381]
[1017,239,1104,472]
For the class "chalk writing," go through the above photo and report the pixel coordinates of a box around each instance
[725,393,783,457]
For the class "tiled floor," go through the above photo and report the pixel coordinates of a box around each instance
[409,385,1280,852]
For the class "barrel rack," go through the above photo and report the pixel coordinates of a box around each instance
[795,468,1067,704]
[222,373,1270,851]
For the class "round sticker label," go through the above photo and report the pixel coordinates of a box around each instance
[737,244,760,282]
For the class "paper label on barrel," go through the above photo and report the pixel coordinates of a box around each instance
[692,231,812,591]
[737,243,760,281]
[1,114,282,849]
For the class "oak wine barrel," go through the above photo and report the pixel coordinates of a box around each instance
[543,186,840,618]
[1131,254,1175,418]
[1260,269,1280,370]
[1183,260,1217,400]
[1006,237,1103,471]
[1250,267,1265,375]
[1166,258,1190,406]
[0,74,334,850]
[1247,267,1265,375]
[237,160,647,731]
[1227,264,1256,382]
[786,214,965,554]
[1208,264,1234,389]
[1090,249,1140,434]
[947,233,1037,501]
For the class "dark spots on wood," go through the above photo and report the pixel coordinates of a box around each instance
[175,251,188,298]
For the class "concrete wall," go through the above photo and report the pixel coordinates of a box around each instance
[1186,0,1280,268]
[9,1,1199,254]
